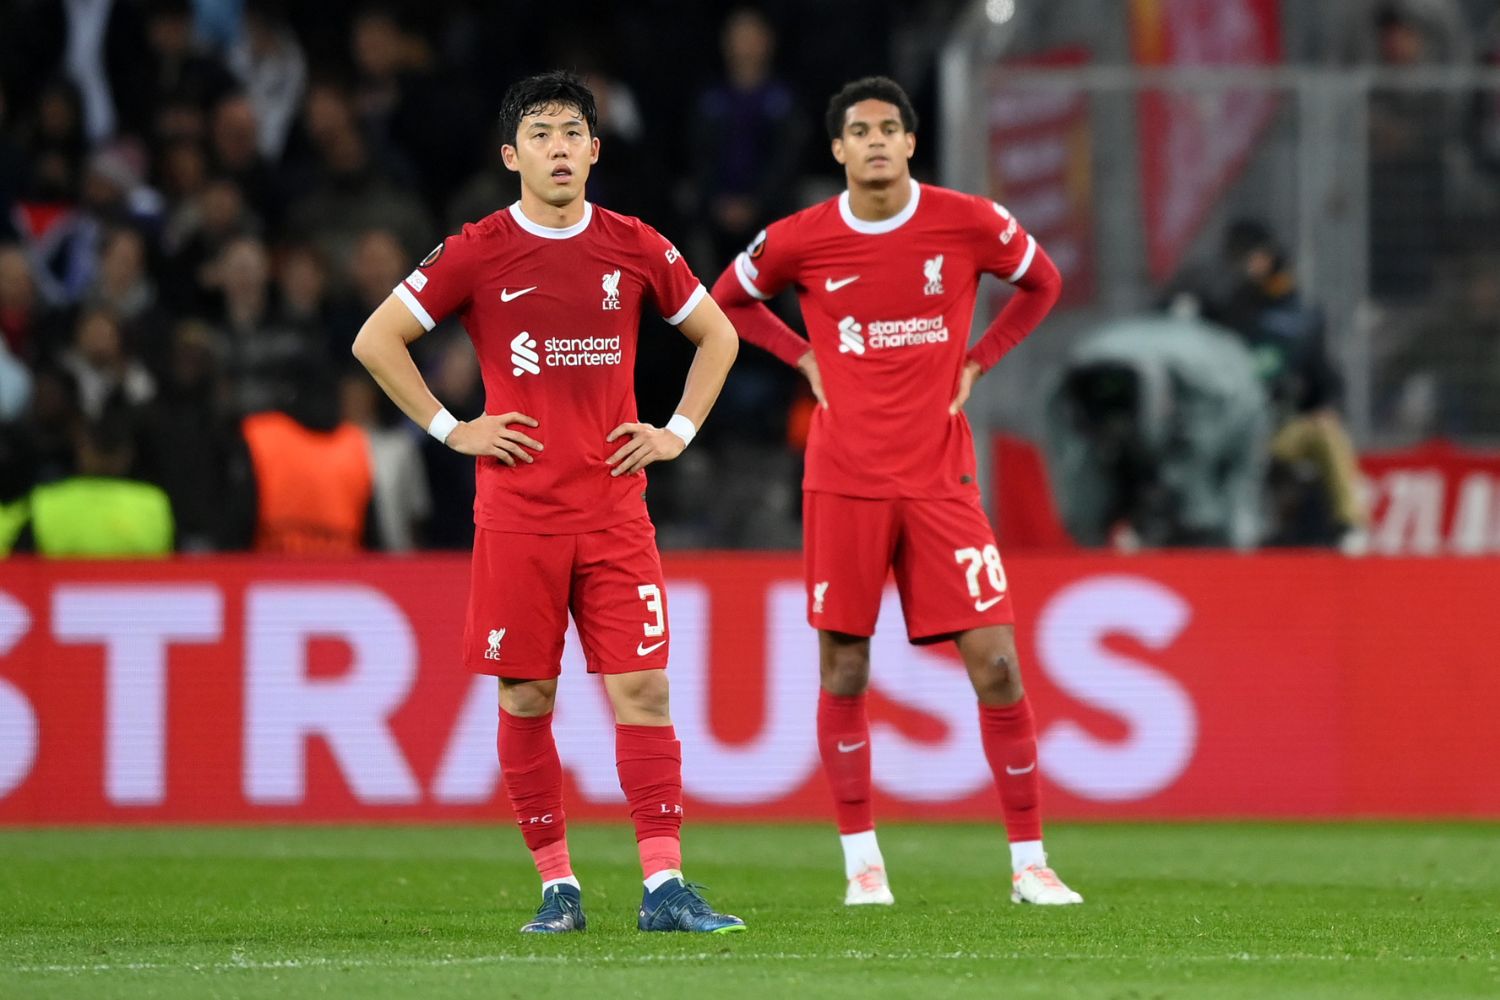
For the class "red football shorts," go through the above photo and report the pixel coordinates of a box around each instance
[463,517,670,678]
[804,491,1015,643]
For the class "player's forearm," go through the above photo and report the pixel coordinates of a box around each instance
[351,311,446,432]
[710,265,808,368]
[967,248,1063,373]
[671,318,738,430]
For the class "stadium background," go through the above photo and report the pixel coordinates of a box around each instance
[1,0,1498,828]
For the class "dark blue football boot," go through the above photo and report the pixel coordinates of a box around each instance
[520,883,586,933]
[637,877,746,934]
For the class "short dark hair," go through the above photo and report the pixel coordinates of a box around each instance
[498,71,598,146]
[825,76,918,140]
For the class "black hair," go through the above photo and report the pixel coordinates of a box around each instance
[498,71,598,146]
[1223,218,1281,266]
[825,76,918,140]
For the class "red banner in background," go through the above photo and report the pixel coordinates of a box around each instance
[1,553,1497,825]
[987,46,1097,307]
[1361,441,1500,555]
[1131,0,1282,282]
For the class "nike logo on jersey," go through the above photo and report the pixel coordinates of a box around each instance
[975,595,1006,612]
[500,286,537,302]
[1005,762,1036,776]
[636,639,667,657]
[836,740,867,753]
[824,275,860,292]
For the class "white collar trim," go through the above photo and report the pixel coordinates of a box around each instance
[838,178,920,234]
[509,200,593,239]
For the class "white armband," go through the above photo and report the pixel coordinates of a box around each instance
[665,413,698,447]
[427,407,460,444]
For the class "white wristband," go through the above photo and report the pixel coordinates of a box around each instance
[427,407,460,444]
[665,413,697,447]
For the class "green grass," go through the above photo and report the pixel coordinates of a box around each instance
[1,822,1497,999]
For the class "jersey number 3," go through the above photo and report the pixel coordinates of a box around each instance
[637,584,665,637]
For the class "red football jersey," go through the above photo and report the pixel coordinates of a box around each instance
[732,179,1038,499]
[394,201,706,533]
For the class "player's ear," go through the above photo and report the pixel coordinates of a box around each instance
[500,144,520,174]
[589,135,600,165]
[831,136,847,165]
[904,131,916,159]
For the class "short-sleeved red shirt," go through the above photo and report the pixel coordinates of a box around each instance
[395,201,705,533]
[732,180,1038,500]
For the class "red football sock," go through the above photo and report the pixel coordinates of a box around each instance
[817,689,874,834]
[498,709,571,878]
[615,723,684,878]
[978,697,1043,843]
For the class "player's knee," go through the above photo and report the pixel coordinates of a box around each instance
[608,669,671,723]
[820,642,871,696]
[499,677,558,717]
[971,651,1023,704]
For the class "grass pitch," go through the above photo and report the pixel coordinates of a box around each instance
[2,821,1496,999]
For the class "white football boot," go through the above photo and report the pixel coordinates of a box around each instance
[845,864,896,905]
[1011,865,1084,905]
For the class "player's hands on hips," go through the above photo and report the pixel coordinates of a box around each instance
[950,360,982,415]
[605,422,686,476]
[447,412,544,466]
[797,351,827,408]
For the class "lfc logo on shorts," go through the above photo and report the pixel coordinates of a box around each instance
[812,580,829,614]
[485,628,506,661]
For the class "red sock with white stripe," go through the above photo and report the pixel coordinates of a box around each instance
[615,723,684,888]
[978,696,1047,873]
[498,708,576,891]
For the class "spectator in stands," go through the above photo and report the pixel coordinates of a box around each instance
[272,241,334,344]
[14,82,94,307]
[229,358,373,554]
[156,138,210,250]
[332,227,408,348]
[161,176,260,316]
[60,308,155,420]
[206,234,309,415]
[349,5,485,212]
[1366,2,1457,300]
[227,0,308,161]
[686,9,806,448]
[209,92,282,225]
[689,8,807,270]
[0,244,64,363]
[16,364,83,485]
[136,320,237,552]
[85,227,173,370]
[339,371,430,551]
[285,85,431,276]
[11,412,174,558]
[1211,220,1367,549]
[113,0,236,142]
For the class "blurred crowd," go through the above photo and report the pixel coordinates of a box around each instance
[0,0,947,556]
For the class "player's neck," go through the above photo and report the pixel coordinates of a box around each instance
[516,189,587,230]
[845,175,914,222]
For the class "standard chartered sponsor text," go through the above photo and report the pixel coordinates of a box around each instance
[865,316,950,349]
[544,335,623,367]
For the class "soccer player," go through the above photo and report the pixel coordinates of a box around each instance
[710,76,1082,907]
[352,72,745,934]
